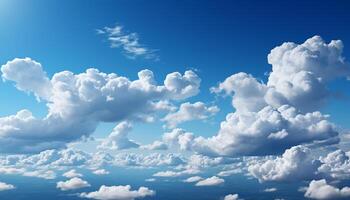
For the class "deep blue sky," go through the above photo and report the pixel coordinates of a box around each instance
[1,0,350,140]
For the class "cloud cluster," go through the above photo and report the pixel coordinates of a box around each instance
[0,58,200,153]
[80,185,155,200]
[192,36,348,156]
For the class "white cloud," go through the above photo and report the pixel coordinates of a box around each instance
[1,57,52,100]
[183,176,203,183]
[93,169,110,175]
[57,177,90,191]
[98,121,139,150]
[162,102,219,128]
[0,182,15,191]
[140,140,168,150]
[218,169,243,177]
[193,36,349,157]
[318,149,350,180]
[23,169,56,180]
[224,194,243,200]
[304,179,350,199]
[264,188,277,192]
[153,168,200,178]
[97,24,157,59]
[80,185,155,200]
[63,169,83,178]
[248,145,321,182]
[0,57,200,153]
[195,176,224,186]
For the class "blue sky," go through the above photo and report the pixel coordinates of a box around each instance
[1,0,350,200]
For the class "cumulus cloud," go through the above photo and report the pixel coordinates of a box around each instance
[97,24,157,59]
[63,169,83,178]
[183,176,203,183]
[98,121,139,150]
[162,102,219,128]
[80,185,155,200]
[153,168,199,178]
[224,194,243,200]
[304,179,350,199]
[318,149,350,180]
[193,36,348,157]
[248,145,321,182]
[0,57,200,153]
[57,177,90,191]
[93,169,110,175]
[0,182,15,191]
[195,176,224,186]
[264,188,277,192]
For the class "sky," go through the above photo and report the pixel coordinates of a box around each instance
[0,0,350,199]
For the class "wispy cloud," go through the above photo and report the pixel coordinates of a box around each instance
[97,24,158,60]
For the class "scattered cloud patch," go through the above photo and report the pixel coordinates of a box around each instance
[195,176,224,186]
[80,185,155,200]
[57,177,90,191]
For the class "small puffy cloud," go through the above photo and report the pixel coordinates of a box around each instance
[162,128,194,151]
[1,57,52,100]
[0,57,200,153]
[264,188,277,192]
[153,168,199,178]
[98,121,139,150]
[183,176,203,183]
[97,24,157,60]
[218,169,243,177]
[224,194,243,200]
[304,179,350,199]
[162,102,219,128]
[63,169,83,178]
[248,145,321,182]
[93,169,110,175]
[0,182,15,191]
[195,176,224,186]
[145,178,156,182]
[80,185,155,200]
[57,177,90,191]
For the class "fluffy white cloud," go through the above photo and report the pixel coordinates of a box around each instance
[98,121,139,150]
[57,177,90,191]
[248,145,321,182]
[63,169,83,178]
[0,57,200,153]
[183,176,203,183]
[224,194,242,200]
[80,185,155,200]
[304,179,350,199]
[193,105,338,156]
[97,24,157,59]
[162,102,219,128]
[23,169,56,180]
[1,57,52,100]
[195,176,224,186]
[0,182,15,191]
[193,36,348,157]
[153,168,199,178]
[93,169,110,175]
[140,140,168,150]
[318,149,350,180]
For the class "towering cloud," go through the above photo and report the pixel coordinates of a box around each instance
[192,36,348,156]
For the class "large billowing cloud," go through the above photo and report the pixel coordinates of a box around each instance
[0,58,200,153]
[80,185,155,200]
[192,36,349,156]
